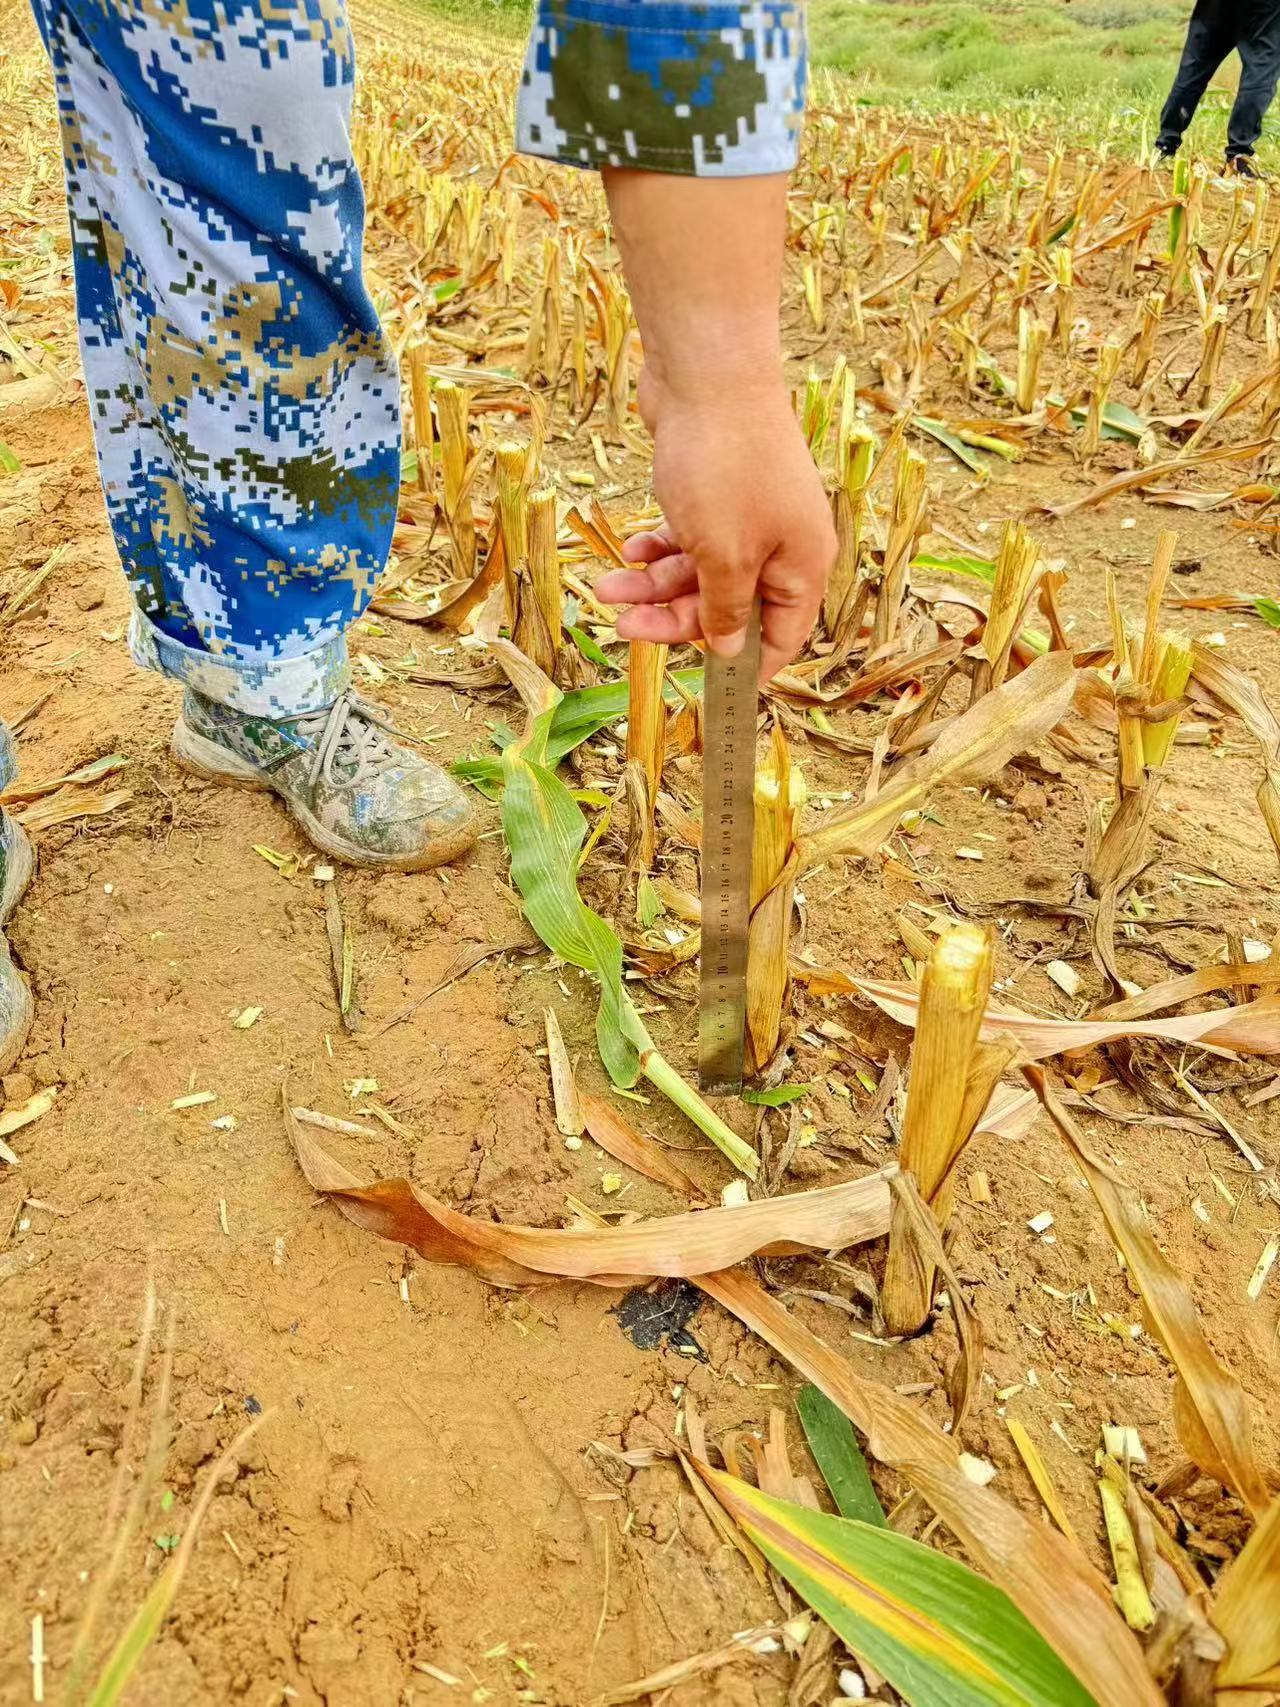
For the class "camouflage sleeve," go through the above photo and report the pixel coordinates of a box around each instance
[516,1,807,177]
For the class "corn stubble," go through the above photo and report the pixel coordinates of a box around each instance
[882,925,1004,1337]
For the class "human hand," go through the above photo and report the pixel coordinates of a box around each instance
[595,373,835,683]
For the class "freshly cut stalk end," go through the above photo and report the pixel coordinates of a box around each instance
[1142,634,1192,770]
[641,1050,759,1178]
[1097,1459,1156,1633]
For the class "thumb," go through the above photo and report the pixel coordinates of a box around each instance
[697,556,760,658]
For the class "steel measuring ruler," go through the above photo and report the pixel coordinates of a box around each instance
[698,605,761,1094]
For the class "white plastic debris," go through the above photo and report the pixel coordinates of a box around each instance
[959,1453,999,1487]
[1046,960,1082,998]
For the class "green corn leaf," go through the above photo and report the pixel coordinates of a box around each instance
[567,624,619,672]
[913,417,991,478]
[912,552,997,583]
[86,1563,182,1707]
[700,1468,1100,1707]
[742,1084,813,1108]
[796,1385,887,1526]
[501,708,643,1088]
[1254,596,1280,631]
[1048,396,1147,443]
[636,874,663,929]
[455,668,704,790]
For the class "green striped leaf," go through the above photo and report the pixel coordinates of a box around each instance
[703,1467,1099,1707]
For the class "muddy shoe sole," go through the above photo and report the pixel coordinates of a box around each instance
[1,823,35,927]
[0,961,33,1080]
[170,717,478,873]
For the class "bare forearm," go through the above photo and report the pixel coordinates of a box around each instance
[602,170,787,403]
[595,170,833,678]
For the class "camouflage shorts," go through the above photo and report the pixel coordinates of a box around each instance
[30,0,805,721]
[30,0,399,715]
[517,0,807,176]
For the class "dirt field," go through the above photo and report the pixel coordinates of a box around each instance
[3,3,1280,1704]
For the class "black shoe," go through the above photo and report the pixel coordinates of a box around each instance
[1227,154,1264,180]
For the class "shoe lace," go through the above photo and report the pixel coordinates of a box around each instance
[281,690,406,791]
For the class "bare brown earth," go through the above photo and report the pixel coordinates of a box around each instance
[3,3,1280,1704]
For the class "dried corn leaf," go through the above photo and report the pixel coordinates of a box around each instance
[1213,1496,1280,1692]
[578,1090,703,1200]
[1037,441,1272,519]
[288,1098,889,1287]
[1091,963,1280,1021]
[12,785,132,832]
[0,752,128,806]
[850,975,1280,1061]
[544,1008,583,1136]
[1006,1418,1079,1545]
[798,652,1075,867]
[1027,1069,1271,1520]
[696,1269,1161,1705]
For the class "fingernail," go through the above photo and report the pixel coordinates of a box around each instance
[707,626,748,658]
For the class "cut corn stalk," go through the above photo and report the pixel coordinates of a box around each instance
[870,448,927,651]
[883,923,998,1336]
[625,640,667,878]
[406,344,433,499]
[434,379,476,580]
[824,424,876,642]
[1016,309,1048,414]
[1130,292,1164,386]
[970,520,1041,701]
[1081,341,1122,459]
[495,439,533,634]
[1096,1456,1155,1633]
[522,486,563,680]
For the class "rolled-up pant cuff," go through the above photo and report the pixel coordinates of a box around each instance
[128,606,351,717]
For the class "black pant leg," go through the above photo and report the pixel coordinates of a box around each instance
[1158,0,1237,151]
[1228,4,1280,155]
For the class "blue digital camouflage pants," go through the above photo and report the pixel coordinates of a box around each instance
[29,0,398,716]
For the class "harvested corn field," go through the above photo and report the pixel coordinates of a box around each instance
[4,1,1280,1703]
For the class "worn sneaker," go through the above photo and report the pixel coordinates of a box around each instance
[171,688,478,871]
[0,808,35,1077]
[1227,154,1265,180]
